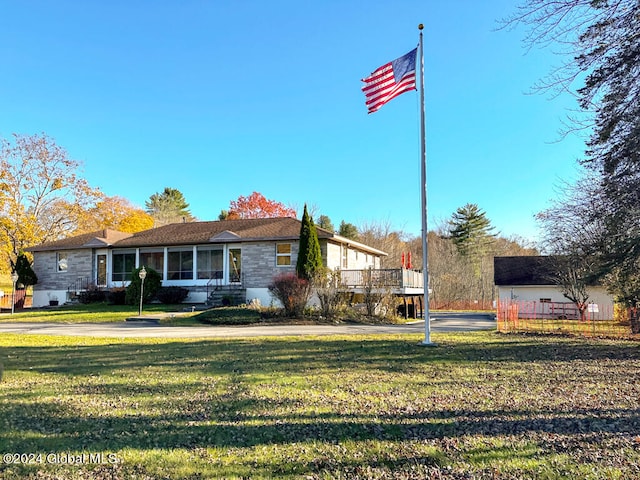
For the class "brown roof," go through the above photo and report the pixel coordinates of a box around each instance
[115,217,308,247]
[26,229,133,252]
[26,218,388,255]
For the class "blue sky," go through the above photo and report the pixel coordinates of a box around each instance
[0,1,585,243]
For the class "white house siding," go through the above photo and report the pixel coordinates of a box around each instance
[324,241,379,270]
[497,285,614,314]
[325,242,342,270]
[348,249,378,270]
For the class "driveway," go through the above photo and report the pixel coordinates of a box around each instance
[0,312,496,338]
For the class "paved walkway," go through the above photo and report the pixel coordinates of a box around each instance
[0,312,495,338]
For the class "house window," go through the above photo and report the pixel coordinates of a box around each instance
[197,247,223,280]
[276,243,291,266]
[57,252,68,272]
[168,249,193,280]
[540,298,552,303]
[139,251,164,280]
[342,246,348,268]
[112,251,136,282]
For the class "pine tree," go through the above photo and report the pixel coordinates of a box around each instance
[145,187,194,226]
[317,215,334,232]
[296,205,323,280]
[12,252,38,288]
[448,204,496,257]
[447,204,497,307]
[338,221,359,240]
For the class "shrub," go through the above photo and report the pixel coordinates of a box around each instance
[313,267,345,320]
[125,267,162,306]
[156,286,189,304]
[108,288,127,305]
[78,286,107,304]
[268,273,312,318]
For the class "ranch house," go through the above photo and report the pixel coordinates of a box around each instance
[26,217,424,308]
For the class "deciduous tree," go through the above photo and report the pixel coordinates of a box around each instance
[0,133,102,271]
[225,192,296,219]
[511,0,640,328]
[78,195,154,234]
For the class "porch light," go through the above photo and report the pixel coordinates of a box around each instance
[138,266,147,316]
[10,271,18,315]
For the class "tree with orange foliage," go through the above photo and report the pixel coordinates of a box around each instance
[221,192,296,219]
[77,195,154,234]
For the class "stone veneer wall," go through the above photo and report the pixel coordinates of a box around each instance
[32,250,94,291]
[240,241,299,288]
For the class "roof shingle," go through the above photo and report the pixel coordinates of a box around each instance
[25,218,388,256]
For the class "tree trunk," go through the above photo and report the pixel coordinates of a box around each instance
[630,308,640,335]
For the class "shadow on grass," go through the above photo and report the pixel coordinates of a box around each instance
[2,334,640,477]
[2,334,639,378]
[2,396,639,452]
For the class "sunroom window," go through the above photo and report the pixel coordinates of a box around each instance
[197,247,223,280]
[139,250,164,280]
[112,251,135,282]
[168,249,193,280]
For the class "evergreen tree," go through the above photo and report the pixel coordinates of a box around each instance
[296,205,323,280]
[338,220,359,240]
[145,187,194,226]
[317,215,334,232]
[12,252,38,288]
[448,204,496,257]
[447,204,497,306]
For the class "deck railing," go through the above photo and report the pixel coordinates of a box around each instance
[339,269,424,289]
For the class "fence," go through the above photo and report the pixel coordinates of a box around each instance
[496,299,637,339]
[0,289,31,310]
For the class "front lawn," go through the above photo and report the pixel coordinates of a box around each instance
[0,303,198,323]
[1,331,639,479]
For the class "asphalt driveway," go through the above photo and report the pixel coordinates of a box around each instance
[0,312,495,338]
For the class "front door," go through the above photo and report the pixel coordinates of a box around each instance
[97,254,107,286]
[228,248,241,283]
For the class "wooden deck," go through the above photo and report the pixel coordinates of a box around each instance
[339,269,424,294]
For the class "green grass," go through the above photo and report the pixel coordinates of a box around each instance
[1,331,640,479]
[0,302,200,323]
[1,304,336,326]
[194,306,263,325]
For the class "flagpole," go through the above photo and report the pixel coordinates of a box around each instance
[418,24,433,345]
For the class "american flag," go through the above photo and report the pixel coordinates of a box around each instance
[361,48,417,114]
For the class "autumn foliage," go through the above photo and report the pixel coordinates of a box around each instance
[226,192,296,219]
[0,133,153,273]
